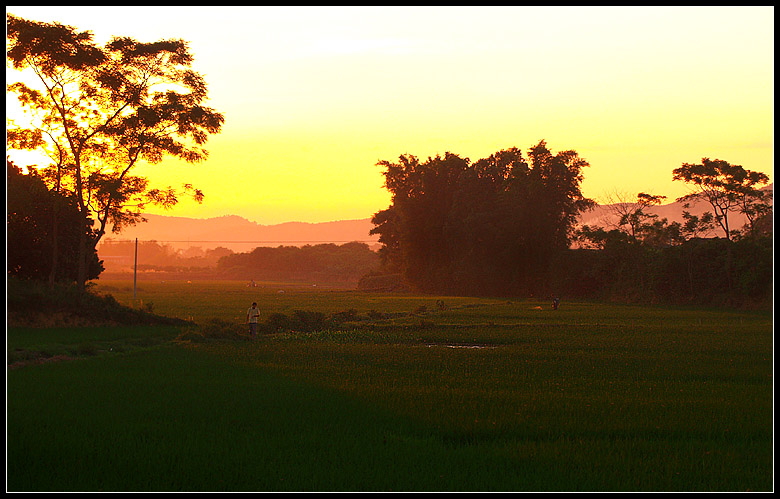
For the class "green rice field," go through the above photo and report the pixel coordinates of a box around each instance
[6,280,774,491]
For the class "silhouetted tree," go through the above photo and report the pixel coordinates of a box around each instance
[370,206,402,273]
[735,185,772,239]
[6,14,224,291]
[673,158,770,240]
[372,141,593,295]
[680,205,717,240]
[216,242,379,283]
[570,158,772,307]
[6,127,68,285]
[672,158,771,293]
[7,159,102,281]
[598,191,669,243]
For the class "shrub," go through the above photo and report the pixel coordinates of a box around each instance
[367,309,387,320]
[263,313,295,333]
[7,276,191,326]
[331,309,358,323]
[261,310,333,334]
[292,310,328,331]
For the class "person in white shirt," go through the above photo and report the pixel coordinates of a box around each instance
[246,302,261,337]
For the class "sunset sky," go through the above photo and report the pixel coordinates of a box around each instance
[6,6,774,225]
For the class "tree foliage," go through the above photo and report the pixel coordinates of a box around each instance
[7,159,102,281]
[577,191,689,251]
[672,158,771,240]
[6,14,224,289]
[217,242,380,284]
[371,141,594,295]
[553,236,772,308]
[370,144,772,307]
[572,165,772,308]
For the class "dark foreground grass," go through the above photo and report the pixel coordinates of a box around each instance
[7,325,182,365]
[212,318,773,492]
[9,346,547,492]
[6,293,774,492]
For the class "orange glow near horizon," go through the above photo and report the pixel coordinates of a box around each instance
[6,6,773,225]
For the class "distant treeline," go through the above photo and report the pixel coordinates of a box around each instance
[216,242,379,283]
[98,239,381,284]
[552,237,772,308]
[98,239,234,271]
[370,142,772,308]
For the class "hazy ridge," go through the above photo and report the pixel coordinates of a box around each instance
[102,183,772,254]
[580,183,772,232]
[102,215,380,252]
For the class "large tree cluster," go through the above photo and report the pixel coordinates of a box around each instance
[370,141,594,295]
[570,158,772,306]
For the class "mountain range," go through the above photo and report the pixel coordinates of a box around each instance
[101,215,380,252]
[101,184,772,253]
[579,184,773,233]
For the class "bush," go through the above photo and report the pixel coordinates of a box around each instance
[262,309,344,334]
[331,309,358,323]
[7,276,191,327]
[292,310,328,331]
[263,313,296,333]
[551,236,772,309]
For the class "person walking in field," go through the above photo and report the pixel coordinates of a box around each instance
[247,302,261,338]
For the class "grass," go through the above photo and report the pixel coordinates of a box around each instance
[6,280,774,491]
[14,346,610,492]
[90,279,501,324]
[7,325,182,366]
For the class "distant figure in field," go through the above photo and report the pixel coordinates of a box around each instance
[552,296,560,310]
[246,302,261,337]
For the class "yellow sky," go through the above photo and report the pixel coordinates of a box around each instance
[6,6,774,224]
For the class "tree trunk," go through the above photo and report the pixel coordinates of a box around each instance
[725,241,734,293]
[48,197,60,287]
[76,211,89,296]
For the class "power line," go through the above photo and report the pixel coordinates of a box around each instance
[98,239,378,244]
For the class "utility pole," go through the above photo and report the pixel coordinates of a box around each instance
[133,238,138,305]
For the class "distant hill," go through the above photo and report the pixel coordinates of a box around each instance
[100,183,772,254]
[578,183,773,234]
[100,215,380,253]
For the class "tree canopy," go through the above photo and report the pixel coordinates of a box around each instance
[672,158,771,240]
[217,242,380,284]
[7,159,102,281]
[371,141,594,295]
[6,13,224,289]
